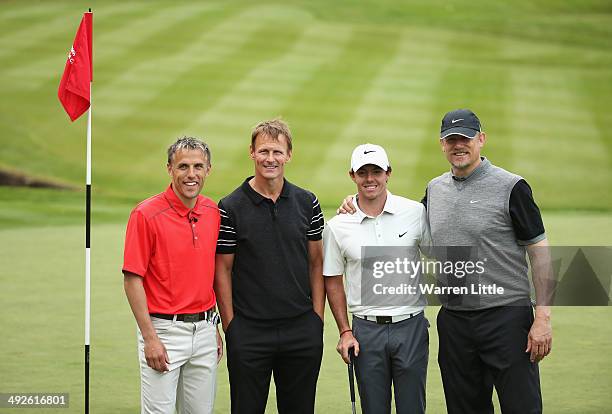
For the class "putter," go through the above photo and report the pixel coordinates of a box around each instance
[347,347,356,414]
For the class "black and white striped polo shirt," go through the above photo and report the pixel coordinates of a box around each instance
[216,177,324,319]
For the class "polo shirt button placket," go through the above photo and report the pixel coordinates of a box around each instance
[189,217,200,248]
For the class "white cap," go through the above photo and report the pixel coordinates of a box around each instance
[350,143,390,172]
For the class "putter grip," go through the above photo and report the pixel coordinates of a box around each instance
[348,348,356,401]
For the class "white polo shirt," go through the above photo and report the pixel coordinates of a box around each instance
[323,191,431,316]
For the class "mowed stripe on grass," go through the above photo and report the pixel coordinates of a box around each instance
[412,28,515,193]
[311,28,445,197]
[1,1,611,211]
[179,20,350,140]
[174,21,353,185]
[92,22,308,193]
[1,2,150,80]
[508,68,611,210]
[95,5,289,121]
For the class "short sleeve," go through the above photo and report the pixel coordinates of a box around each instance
[307,194,324,241]
[216,199,237,254]
[509,179,546,245]
[322,224,344,276]
[122,209,154,277]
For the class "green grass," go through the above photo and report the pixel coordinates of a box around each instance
[0,1,611,413]
[0,214,610,413]
[0,0,611,210]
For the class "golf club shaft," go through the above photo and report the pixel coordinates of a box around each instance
[348,348,356,413]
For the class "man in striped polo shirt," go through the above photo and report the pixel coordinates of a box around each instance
[214,119,325,414]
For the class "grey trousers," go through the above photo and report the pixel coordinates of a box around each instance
[352,312,429,414]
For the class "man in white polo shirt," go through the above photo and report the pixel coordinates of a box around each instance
[323,143,431,414]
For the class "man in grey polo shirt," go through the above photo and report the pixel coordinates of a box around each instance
[324,144,431,414]
[424,109,552,414]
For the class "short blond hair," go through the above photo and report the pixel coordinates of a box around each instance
[251,119,293,151]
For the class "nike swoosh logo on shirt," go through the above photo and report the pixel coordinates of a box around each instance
[399,231,408,237]
[470,200,481,204]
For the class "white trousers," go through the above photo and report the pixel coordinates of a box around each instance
[137,317,217,414]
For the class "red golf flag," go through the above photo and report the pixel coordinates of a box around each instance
[58,12,93,121]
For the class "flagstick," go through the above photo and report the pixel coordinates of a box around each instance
[85,80,92,414]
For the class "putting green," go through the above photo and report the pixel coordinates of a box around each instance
[0,211,610,413]
[1,0,611,412]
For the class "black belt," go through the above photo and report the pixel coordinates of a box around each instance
[150,309,215,323]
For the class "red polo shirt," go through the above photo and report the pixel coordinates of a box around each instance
[122,185,220,314]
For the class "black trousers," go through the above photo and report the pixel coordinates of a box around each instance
[225,310,323,414]
[437,305,542,414]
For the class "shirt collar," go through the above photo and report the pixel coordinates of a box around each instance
[353,191,396,222]
[382,191,399,214]
[451,157,490,182]
[163,184,203,217]
[241,176,291,205]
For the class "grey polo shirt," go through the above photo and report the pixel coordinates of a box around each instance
[425,158,546,310]
[323,192,431,316]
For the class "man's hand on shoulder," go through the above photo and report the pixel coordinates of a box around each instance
[337,195,357,215]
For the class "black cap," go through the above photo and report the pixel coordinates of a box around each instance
[440,109,481,139]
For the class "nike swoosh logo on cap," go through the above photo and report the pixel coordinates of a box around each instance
[399,231,408,237]
[364,150,376,154]
[451,119,464,123]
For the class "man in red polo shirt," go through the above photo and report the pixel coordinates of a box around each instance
[123,137,222,414]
